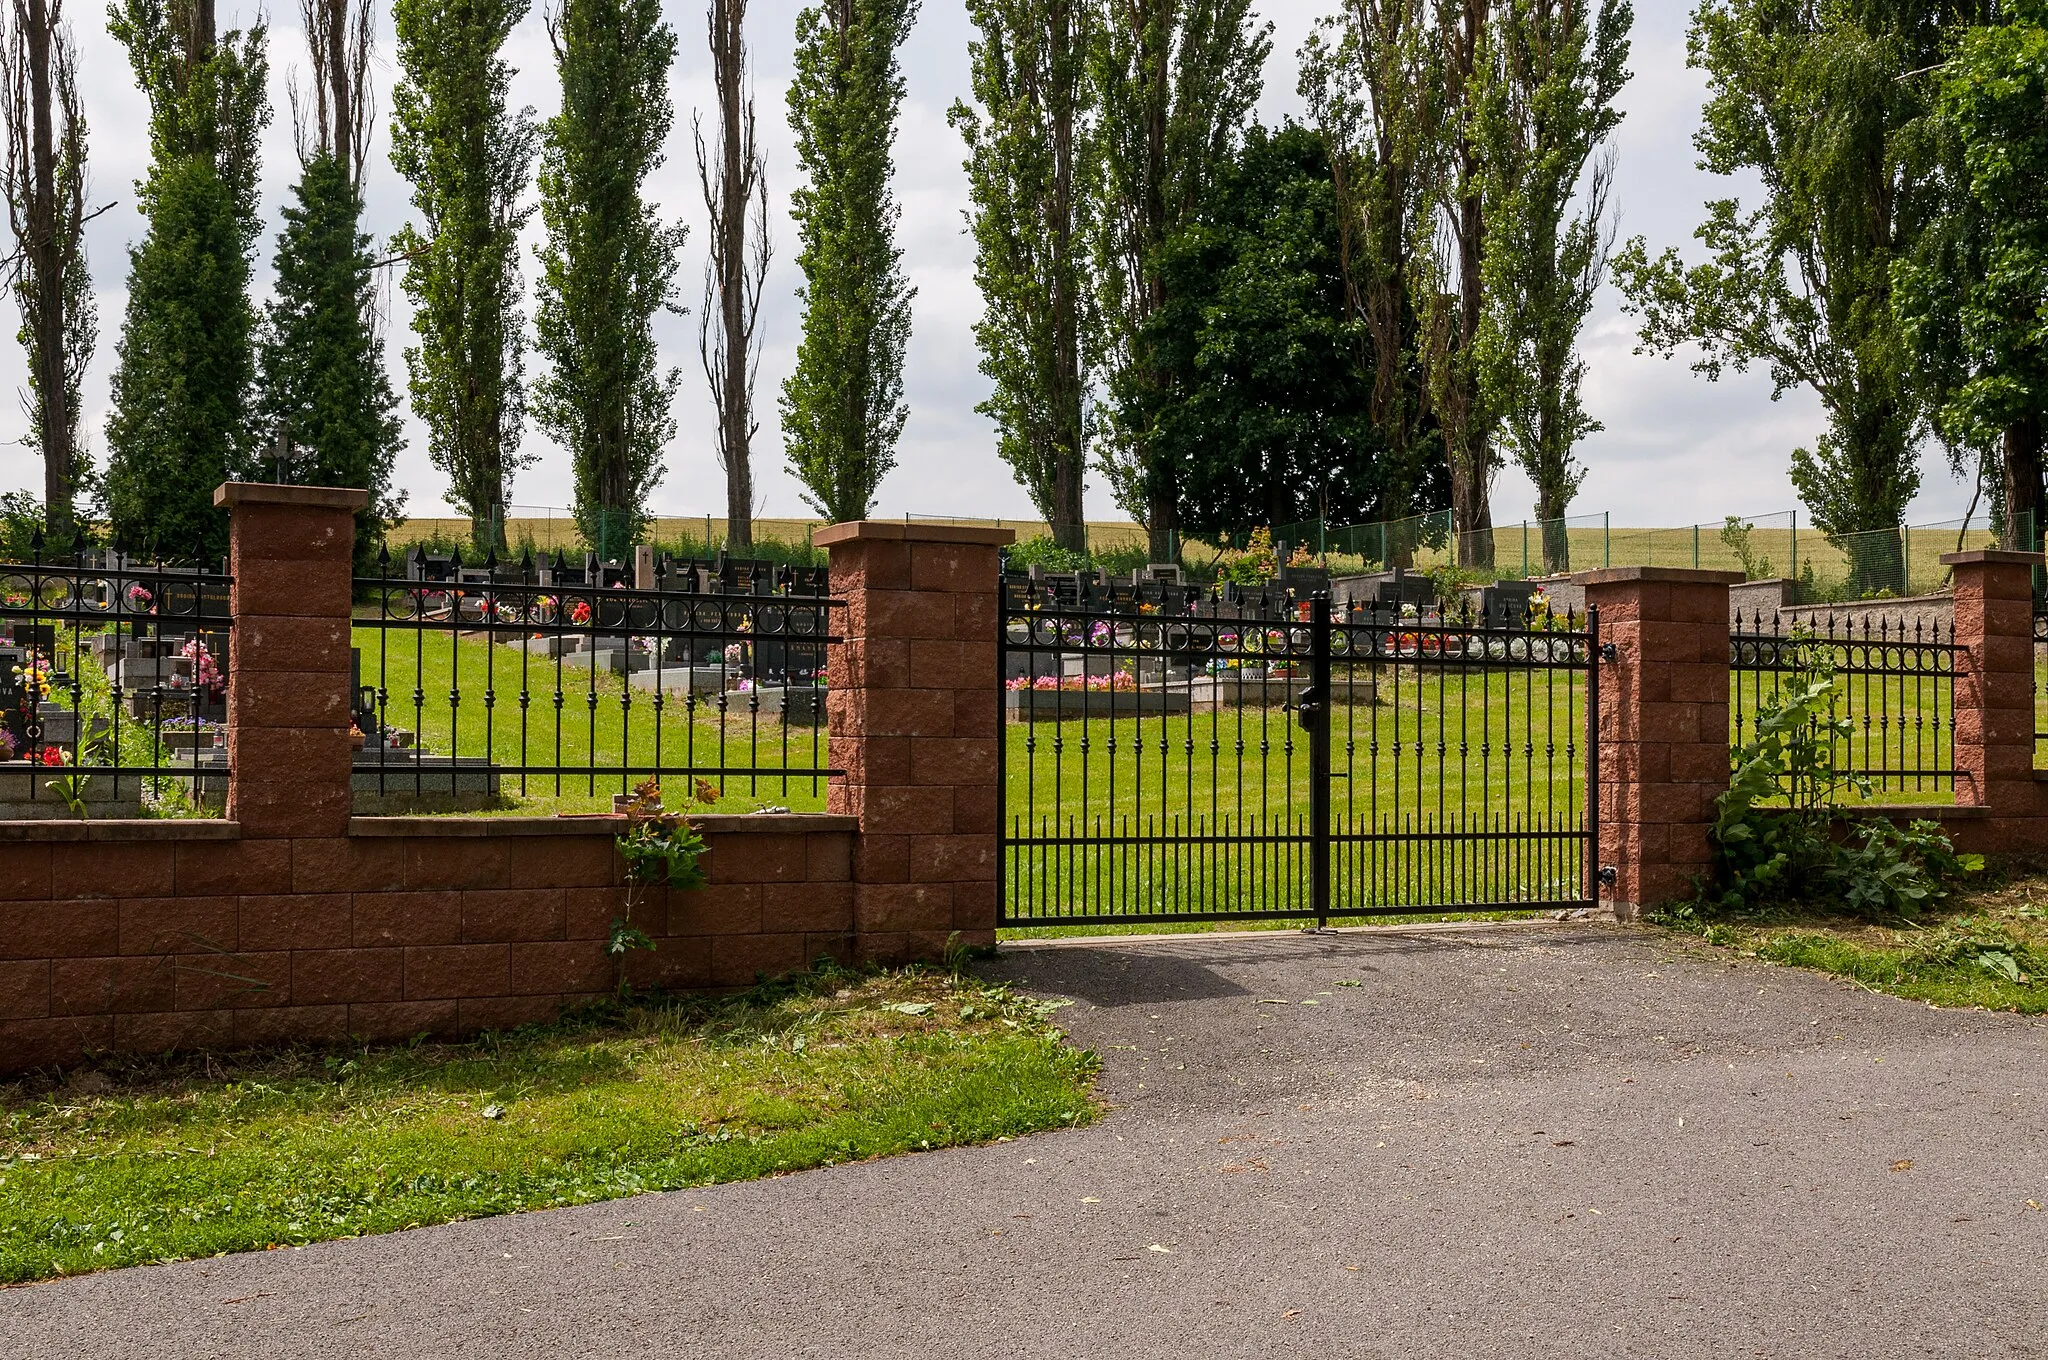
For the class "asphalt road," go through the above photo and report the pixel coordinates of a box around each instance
[5,921,2046,1359]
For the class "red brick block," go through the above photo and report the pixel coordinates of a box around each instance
[403,838,513,891]
[0,901,118,959]
[855,882,952,933]
[228,672,351,730]
[176,839,293,896]
[227,729,353,783]
[952,592,999,641]
[50,955,176,1015]
[852,833,909,883]
[831,733,910,786]
[231,615,353,674]
[1636,702,1702,745]
[807,832,852,882]
[352,891,463,947]
[174,951,292,1009]
[234,1005,351,1047]
[49,842,177,901]
[462,888,567,943]
[909,542,996,595]
[952,879,998,932]
[804,932,856,967]
[346,999,458,1043]
[510,940,612,995]
[239,893,353,951]
[910,834,996,883]
[951,783,999,836]
[115,1008,234,1055]
[705,833,808,885]
[403,943,512,999]
[229,556,353,618]
[860,785,952,835]
[837,539,912,591]
[710,933,807,987]
[909,737,997,788]
[1669,742,1734,784]
[293,947,404,1005]
[906,639,996,691]
[668,883,763,935]
[457,995,561,1035]
[230,780,352,840]
[952,689,999,739]
[504,834,616,889]
[621,935,713,990]
[761,882,852,933]
[0,959,49,1019]
[294,837,409,893]
[564,886,634,939]
[846,637,911,689]
[852,589,955,642]
[119,897,237,955]
[0,1015,112,1070]
[0,844,52,900]
[862,687,958,738]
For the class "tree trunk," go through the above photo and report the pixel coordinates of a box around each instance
[2003,415,2043,555]
[1536,486,1569,574]
[24,0,67,538]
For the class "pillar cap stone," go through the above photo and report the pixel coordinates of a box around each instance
[213,481,370,511]
[1571,565,1744,586]
[813,520,1016,548]
[1939,549,2043,567]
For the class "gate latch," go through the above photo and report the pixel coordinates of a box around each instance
[1597,865,1619,887]
[1294,688,1324,733]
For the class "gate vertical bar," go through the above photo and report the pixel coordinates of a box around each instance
[1310,593,1332,927]
[1585,603,1601,906]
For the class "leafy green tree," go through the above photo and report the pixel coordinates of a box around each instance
[1473,0,1631,572]
[255,0,401,574]
[1613,0,1950,590]
[1299,0,1444,551]
[102,0,269,560]
[950,0,1094,552]
[1089,0,1270,561]
[534,0,686,556]
[1,0,94,542]
[391,0,537,553]
[1148,123,1437,540]
[1895,1,2048,551]
[257,158,402,573]
[780,0,918,523]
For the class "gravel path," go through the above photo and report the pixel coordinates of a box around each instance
[6,921,2047,1359]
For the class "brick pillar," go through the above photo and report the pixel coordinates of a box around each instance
[1576,567,1741,920]
[816,521,1013,960]
[214,482,369,839]
[1943,549,2042,814]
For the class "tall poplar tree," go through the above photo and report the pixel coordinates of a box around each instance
[103,0,268,559]
[1613,0,1949,590]
[535,0,686,555]
[695,0,769,549]
[1090,0,1270,562]
[1473,0,1631,572]
[781,0,918,523]
[256,0,401,572]
[951,0,1094,552]
[391,0,537,553]
[1,0,92,541]
[1894,0,2048,552]
[1300,0,1444,553]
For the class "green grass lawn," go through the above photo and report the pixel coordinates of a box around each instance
[1665,859,2048,1013]
[0,967,1099,1284]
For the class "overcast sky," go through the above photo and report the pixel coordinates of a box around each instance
[0,0,1983,531]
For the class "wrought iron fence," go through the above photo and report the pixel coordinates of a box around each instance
[352,549,839,812]
[1730,607,1957,800]
[0,550,232,816]
[998,583,1597,926]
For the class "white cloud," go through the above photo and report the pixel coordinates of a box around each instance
[0,0,1979,532]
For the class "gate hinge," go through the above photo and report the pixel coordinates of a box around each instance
[1598,642,1618,662]
[1597,865,1618,887]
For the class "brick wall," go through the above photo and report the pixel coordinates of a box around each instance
[0,488,1006,1075]
[0,815,855,1070]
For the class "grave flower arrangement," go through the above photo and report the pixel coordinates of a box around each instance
[1007,672,1137,692]
[569,599,593,627]
[176,639,222,696]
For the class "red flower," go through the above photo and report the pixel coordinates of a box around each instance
[38,746,64,766]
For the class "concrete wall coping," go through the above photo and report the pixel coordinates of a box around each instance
[0,818,243,842]
[346,813,859,837]
[1939,549,2044,567]
[1572,566,1746,587]
[213,480,371,511]
[813,520,1017,548]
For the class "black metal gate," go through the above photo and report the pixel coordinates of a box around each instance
[997,579,1599,926]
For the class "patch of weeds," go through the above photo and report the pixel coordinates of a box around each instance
[0,964,1099,1284]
